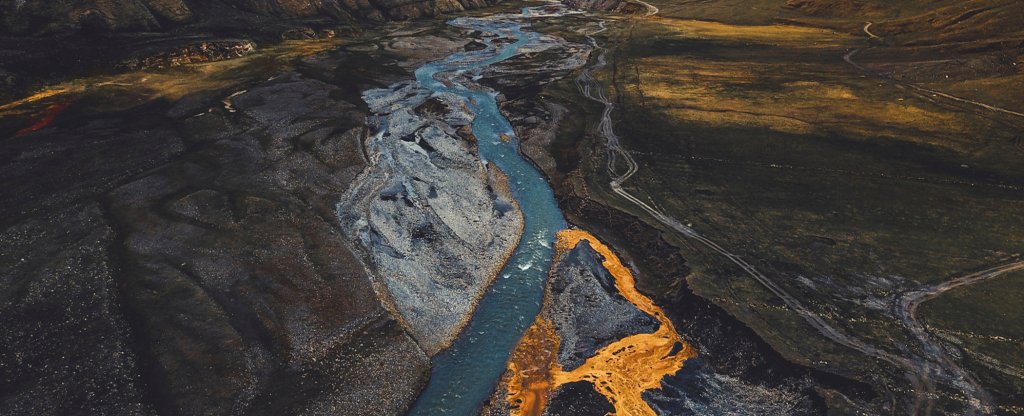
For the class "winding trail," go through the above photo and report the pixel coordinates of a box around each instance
[862,22,880,40]
[577,15,896,366]
[848,23,1024,120]
[575,13,1003,415]
[848,25,1024,409]
[894,260,1024,414]
[633,0,659,16]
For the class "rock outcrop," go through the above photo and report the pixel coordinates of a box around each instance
[482,238,664,416]
[546,241,659,369]
[117,39,258,70]
[337,81,524,355]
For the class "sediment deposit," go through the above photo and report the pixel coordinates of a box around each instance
[337,80,524,355]
[497,229,696,416]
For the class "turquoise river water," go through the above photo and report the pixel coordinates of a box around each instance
[407,9,568,416]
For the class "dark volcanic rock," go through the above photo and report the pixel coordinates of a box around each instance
[544,381,614,416]
[0,204,150,415]
[546,241,658,370]
[479,240,651,416]
[0,69,429,415]
[643,358,822,415]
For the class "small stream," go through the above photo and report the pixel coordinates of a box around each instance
[407,8,568,415]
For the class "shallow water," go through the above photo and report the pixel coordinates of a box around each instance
[407,11,568,416]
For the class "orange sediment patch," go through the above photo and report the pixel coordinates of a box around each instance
[15,100,74,136]
[506,317,562,416]
[505,229,696,416]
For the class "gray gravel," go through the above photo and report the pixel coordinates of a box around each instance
[338,81,524,355]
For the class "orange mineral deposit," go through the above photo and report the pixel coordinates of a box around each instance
[505,229,696,416]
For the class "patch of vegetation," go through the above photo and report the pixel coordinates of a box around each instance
[921,271,1024,405]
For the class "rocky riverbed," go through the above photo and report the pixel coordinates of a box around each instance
[483,236,663,416]
[337,79,525,355]
[334,3,593,360]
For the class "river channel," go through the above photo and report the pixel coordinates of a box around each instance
[407,7,569,415]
